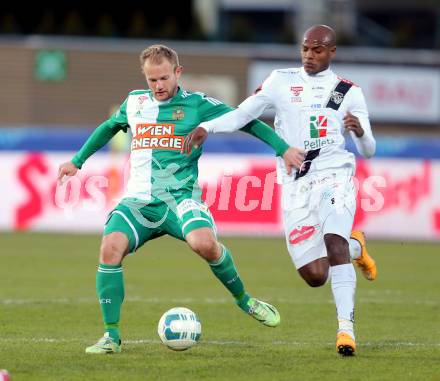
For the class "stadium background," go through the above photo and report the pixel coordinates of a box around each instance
[0,2,439,380]
[1,0,439,241]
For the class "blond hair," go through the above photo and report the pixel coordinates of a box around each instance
[139,44,180,70]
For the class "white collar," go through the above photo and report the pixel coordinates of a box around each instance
[152,97,172,105]
[300,67,333,82]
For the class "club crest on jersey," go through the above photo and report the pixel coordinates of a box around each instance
[132,123,184,151]
[172,107,185,120]
[329,91,344,105]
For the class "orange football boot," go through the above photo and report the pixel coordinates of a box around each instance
[336,331,356,356]
[351,231,377,281]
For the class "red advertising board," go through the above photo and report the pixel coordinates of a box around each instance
[1,152,439,240]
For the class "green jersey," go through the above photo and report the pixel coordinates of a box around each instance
[72,87,289,203]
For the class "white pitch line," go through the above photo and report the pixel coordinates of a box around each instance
[0,297,233,305]
[1,297,438,306]
[0,337,438,348]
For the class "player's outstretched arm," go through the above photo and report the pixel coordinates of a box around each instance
[57,119,125,183]
[186,86,273,155]
[184,101,255,155]
[71,120,123,166]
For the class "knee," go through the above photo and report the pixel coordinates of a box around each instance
[304,271,328,287]
[100,235,127,265]
[187,236,219,262]
[298,258,329,287]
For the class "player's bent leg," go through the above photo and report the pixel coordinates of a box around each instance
[186,227,280,327]
[186,228,246,299]
[297,257,329,287]
[350,231,377,281]
[324,233,350,266]
[100,232,130,264]
[185,227,221,262]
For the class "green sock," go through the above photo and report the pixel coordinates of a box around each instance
[96,264,124,342]
[209,245,250,309]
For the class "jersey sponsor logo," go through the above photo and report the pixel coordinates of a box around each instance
[304,115,336,149]
[290,86,303,102]
[310,115,327,138]
[131,123,184,151]
[304,137,336,150]
[288,225,316,244]
[290,86,303,96]
[176,199,208,219]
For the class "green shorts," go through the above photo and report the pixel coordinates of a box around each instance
[103,197,216,253]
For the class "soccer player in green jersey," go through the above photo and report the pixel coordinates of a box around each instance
[58,44,304,354]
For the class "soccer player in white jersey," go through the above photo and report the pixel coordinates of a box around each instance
[185,25,377,356]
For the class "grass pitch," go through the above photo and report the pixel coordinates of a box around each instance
[0,232,439,380]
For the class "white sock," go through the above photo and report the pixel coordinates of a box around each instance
[330,263,356,338]
[349,238,362,260]
[338,318,354,338]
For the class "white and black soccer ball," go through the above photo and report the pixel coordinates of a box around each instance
[157,307,202,351]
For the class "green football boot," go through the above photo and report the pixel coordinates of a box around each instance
[85,332,121,354]
[238,297,281,327]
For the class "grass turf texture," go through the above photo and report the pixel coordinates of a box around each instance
[0,232,439,380]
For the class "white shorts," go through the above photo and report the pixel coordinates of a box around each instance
[282,168,356,269]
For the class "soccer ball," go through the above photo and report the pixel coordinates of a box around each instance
[157,307,202,351]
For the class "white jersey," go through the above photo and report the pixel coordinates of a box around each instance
[200,67,375,184]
